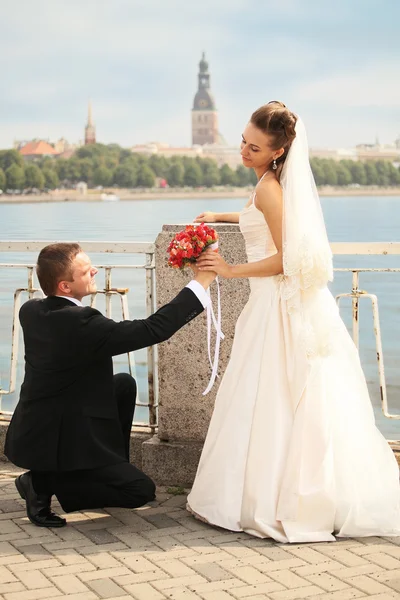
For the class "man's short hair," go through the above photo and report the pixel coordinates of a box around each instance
[36,243,82,296]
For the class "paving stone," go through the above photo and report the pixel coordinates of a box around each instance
[84,529,120,545]
[123,582,166,599]
[16,544,52,561]
[1,470,400,600]
[49,574,91,594]
[142,514,183,529]
[87,577,127,598]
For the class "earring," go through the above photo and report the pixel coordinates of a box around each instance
[272,159,277,170]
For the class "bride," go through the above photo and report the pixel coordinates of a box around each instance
[186,101,400,543]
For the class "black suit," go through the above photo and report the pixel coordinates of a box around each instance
[5,288,203,512]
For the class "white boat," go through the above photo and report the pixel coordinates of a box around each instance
[101,193,120,202]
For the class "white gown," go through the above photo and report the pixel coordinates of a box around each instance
[187,196,400,543]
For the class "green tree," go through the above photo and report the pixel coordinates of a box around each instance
[235,165,251,186]
[322,161,338,186]
[79,158,94,184]
[364,162,378,185]
[114,164,138,188]
[148,155,169,178]
[219,164,237,186]
[249,169,258,185]
[336,162,352,186]
[167,162,185,187]
[375,160,391,186]
[55,159,68,182]
[56,158,80,183]
[198,157,216,174]
[93,166,113,187]
[6,164,25,189]
[203,162,220,187]
[120,148,134,162]
[66,159,82,183]
[37,156,56,171]
[310,159,325,185]
[137,165,156,188]
[75,143,110,161]
[184,162,203,187]
[24,164,45,189]
[0,168,6,191]
[388,163,400,185]
[0,149,24,171]
[42,169,59,189]
[349,162,367,185]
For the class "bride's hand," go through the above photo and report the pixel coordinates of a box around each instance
[194,211,217,223]
[197,250,233,278]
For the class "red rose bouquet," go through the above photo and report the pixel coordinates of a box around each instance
[167,223,218,270]
[167,222,222,396]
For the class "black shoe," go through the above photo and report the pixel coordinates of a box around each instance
[15,472,66,528]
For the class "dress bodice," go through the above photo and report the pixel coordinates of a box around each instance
[239,202,277,264]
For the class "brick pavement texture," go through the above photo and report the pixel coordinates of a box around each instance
[1,466,400,600]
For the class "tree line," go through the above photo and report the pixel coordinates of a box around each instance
[0,145,399,192]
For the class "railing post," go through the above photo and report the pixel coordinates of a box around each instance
[105,268,112,318]
[352,271,360,350]
[146,253,157,430]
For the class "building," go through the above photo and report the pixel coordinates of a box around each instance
[309,148,358,161]
[201,144,242,168]
[192,53,219,145]
[131,142,203,159]
[84,101,96,145]
[53,137,80,155]
[18,140,59,160]
[355,142,400,162]
[309,142,400,163]
[15,137,81,160]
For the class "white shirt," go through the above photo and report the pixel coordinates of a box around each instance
[57,296,83,307]
[56,280,210,311]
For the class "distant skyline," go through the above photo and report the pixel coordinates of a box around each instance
[1,0,399,150]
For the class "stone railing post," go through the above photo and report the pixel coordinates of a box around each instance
[142,223,250,486]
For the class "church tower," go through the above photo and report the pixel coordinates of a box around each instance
[84,101,96,145]
[192,53,219,146]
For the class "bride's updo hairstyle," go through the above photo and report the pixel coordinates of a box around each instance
[250,101,297,177]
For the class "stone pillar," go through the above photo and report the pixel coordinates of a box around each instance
[142,223,250,486]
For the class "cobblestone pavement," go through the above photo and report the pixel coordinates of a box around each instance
[1,466,400,600]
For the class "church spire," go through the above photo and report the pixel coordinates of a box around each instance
[84,100,96,145]
[191,53,219,146]
[88,100,93,126]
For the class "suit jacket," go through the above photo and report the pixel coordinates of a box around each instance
[4,288,203,472]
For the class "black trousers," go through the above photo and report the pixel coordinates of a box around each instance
[32,373,156,513]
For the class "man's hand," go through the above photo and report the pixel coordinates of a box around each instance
[188,262,216,290]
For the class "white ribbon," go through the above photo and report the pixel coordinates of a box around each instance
[202,240,224,395]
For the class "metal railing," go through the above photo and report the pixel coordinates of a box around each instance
[0,241,157,430]
[1,241,400,424]
[331,242,400,420]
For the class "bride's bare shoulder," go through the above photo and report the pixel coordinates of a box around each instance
[256,177,282,208]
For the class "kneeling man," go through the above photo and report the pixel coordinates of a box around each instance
[4,243,214,527]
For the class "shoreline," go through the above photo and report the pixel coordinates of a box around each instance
[1,186,400,204]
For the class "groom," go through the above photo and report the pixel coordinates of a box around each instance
[4,242,215,527]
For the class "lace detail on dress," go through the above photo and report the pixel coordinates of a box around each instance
[281,236,333,313]
[280,236,334,357]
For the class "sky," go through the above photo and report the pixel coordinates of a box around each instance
[1,0,399,150]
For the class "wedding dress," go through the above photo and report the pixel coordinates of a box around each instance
[187,121,400,543]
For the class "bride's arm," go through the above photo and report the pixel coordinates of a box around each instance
[196,182,283,278]
[193,211,240,224]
